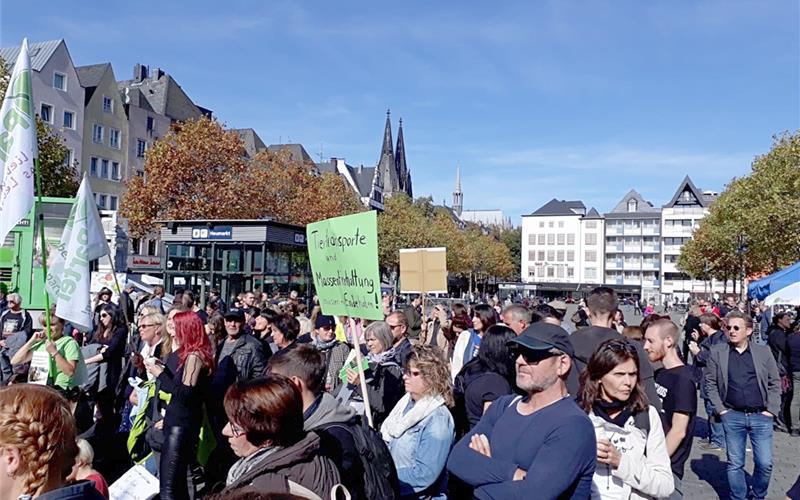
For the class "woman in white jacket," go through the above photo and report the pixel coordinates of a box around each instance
[579,338,674,500]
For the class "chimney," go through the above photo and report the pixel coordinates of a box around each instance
[133,63,149,82]
[153,67,165,80]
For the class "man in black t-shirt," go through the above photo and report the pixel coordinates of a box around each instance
[644,318,697,499]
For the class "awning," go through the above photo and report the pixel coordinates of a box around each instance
[748,261,800,300]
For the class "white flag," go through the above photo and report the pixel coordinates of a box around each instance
[47,175,110,331]
[0,38,37,245]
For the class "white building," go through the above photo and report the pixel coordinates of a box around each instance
[604,190,662,301]
[660,176,729,301]
[521,199,604,295]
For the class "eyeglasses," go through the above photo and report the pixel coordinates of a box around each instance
[387,323,402,330]
[730,325,745,332]
[600,339,638,356]
[229,423,245,437]
[100,313,110,318]
[138,323,157,329]
[511,347,560,365]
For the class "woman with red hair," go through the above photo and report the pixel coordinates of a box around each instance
[146,310,214,500]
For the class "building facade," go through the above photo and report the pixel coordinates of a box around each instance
[1,40,84,174]
[76,63,128,210]
[604,190,662,301]
[520,199,604,295]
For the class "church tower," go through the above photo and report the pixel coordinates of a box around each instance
[377,110,399,196]
[395,118,412,197]
[453,166,463,216]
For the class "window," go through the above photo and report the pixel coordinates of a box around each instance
[528,234,536,245]
[147,240,157,256]
[92,124,104,144]
[547,267,555,278]
[103,96,113,113]
[567,234,575,245]
[585,250,597,262]
[537,234,545,245]
[111,162,120,180]
[547,250,555,261]
[567,267,574,278]
[528,251,536,261]
[131,238,141,254]
[536,265,544,277]
[146,116,155,133]
[627,199,638,212]
[98,194,107,208]
[90,157,98,176]
[557,250,564,262]
[109,128,121,149]
[557,267,565,278]
[101,159,109,179]
[62,149,73,168]
[548,221,554,228]
[53,72,66,91]
[585,267,597,280]
[586,220,597,229]
[137,139,147,158]
[567,250,575,261]
[136,170,144,177]
[62,110,75,129]
[557,233,565,245]
[537,251,545,261]
[585,233,597,245]
[109,196,118,210]
[538,221,544,228]
[40,103,53,123]
[547,234,555,245]
[528,267,536,278]
[558,221,564,228]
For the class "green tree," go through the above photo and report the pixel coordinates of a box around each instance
[377,194,433,277]
[0,56,79,197]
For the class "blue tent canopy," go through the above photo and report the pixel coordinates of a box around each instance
[748,261,800,300]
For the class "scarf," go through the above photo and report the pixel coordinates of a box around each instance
[226,445,281,486]
[381,393,445,442]
[368,346,397,364]
[593,400,633,428]
[313,337,339,351]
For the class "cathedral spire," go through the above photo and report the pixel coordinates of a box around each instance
[377,109,398,196]
[453,166,463,216]
[395,117,409,196]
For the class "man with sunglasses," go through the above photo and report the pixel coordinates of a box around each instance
[705,310,781,500]
[448,322,596,499]
[0,293,33,383]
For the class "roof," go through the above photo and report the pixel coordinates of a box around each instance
[663,176,713,208]
[583,207,604,220]
[0,39,63,72]
[528,198,586,216]
[315,159,376,197]
[76,63,111,104]
[266,144,314,164]
[232,128,267,158]
[118,69,209,122]
[609,189,659,214]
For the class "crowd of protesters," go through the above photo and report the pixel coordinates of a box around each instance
[1,284,799,500]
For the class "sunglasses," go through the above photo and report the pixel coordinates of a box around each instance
[100,313,110,318]
[602,339,638,355]
[730,325,747,332]
[511,347,560,365]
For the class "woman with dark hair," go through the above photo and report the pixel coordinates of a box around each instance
[146,311,214,500]
[579,339,673,499]
[85,303,128,402]
[453,324,517,434]
[689,312,727,451]
[451,304,497,380]
[270,314,301,355]
[92,287,114,328]
[219,375,341,497]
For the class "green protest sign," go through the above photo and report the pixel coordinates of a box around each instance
[307,211,383,320]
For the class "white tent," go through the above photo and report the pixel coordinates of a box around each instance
[764,281,800,307]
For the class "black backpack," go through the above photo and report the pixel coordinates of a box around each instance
[319,415,400,500]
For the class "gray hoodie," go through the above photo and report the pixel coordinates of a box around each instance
[304,392,357,431]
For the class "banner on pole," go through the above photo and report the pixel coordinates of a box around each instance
[306,211,383,320]
[399,247,448,294]
[0,38,37,245]
[46,175,110,331]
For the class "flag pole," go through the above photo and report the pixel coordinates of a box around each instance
[34,157,53,341]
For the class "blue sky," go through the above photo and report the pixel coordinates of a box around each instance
[2,1,798,222]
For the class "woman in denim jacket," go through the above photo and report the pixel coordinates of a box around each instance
[381,345,455,499]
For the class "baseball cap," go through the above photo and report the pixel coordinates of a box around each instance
[224,308,245,322]
[507,322,574,357]
[315,314,336,329]
[547,300,567,311]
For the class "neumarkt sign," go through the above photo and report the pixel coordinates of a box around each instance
[307,211,382,320]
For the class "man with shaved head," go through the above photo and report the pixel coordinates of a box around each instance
[644,319,697,499]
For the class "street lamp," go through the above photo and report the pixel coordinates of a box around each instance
[735,234,748,305]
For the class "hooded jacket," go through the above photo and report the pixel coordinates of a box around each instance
[221,432,341,498]
[304,393,365,500]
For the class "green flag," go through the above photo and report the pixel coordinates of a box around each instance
[306,211,383,320]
